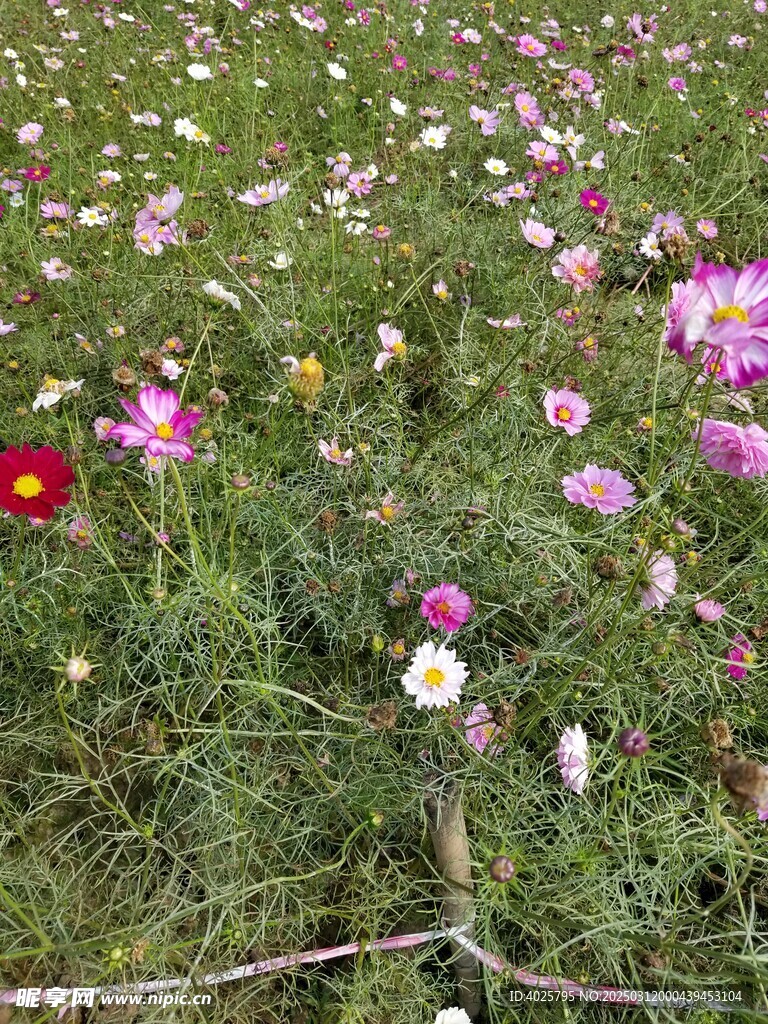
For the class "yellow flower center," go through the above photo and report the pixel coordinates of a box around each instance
[380,505,395,520]
[583,337,595,348]
[330,448,342,460]
[260,190,270,198]
[376,224,386,232]
[557,407,572,421]
[574,265,587,277]
[521,103,529,112]
[712,304,748,324]
[76,529,88,539]
[423,667,445,687]
[13,473,44,499]
[437,601,451,613]
[156,422,174,440]
[589,483,605,497]
[392,341,407,357]
[742,651,755,664]
[589,199,598,208]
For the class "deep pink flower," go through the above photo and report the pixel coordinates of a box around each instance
[543,388,591,435]
[579,189,609,215]
[517,33,547,57]
[420,582,474,632]
[24,165,51,182]
[108,385,204,462]
[726,634,753,680]
[667,255,768,388]
[561,465,637,514]
[698,419,768,479]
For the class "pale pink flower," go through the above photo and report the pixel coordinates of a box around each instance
[520,218,555,249]
[462,703,505,756]
[551,245,602,292]
[67,516,93,549]
[557,724,589,794]
[639,551,678,611]
[17,122,44,145]
[365,492,404,525]
[698,419,768,479]
[693,595,725,622]
[318,437,353,466]
[468,105,500,135]
[374,322,406,371]
[237,178,290,206]
[40,258,74,281]
[544,388,591,435]
[93,416,115,441]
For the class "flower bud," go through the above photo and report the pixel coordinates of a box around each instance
[489,855,516,883]
[207,387,229,407]
[618,727,650,757]
[230,474,252,491]
[105,448,126,466]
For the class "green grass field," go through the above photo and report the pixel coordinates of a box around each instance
[0,0,767,1020]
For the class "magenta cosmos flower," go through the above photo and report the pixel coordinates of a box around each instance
[107,385,204,461]
[551,245,602,293]
[697,419,768,479]
[579,189,610,216]
[667,255,768,387]
[420,582,474,632]
[557,724,589,795]
[561,465,637,514]
[544,388,591,436]
[726,634,753,680]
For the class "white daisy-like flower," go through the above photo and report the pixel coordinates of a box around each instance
[540,126,564,145]
[390,96,407,117]
[268,252,293,270]
[401,641,468,709]
[638,232,662,261]
[327,62,347,80]
[420,126,448,150]
[77,206,108,228]
[202,280,241,310]
[435,1009,474,1024]
[254,77,269,88]
[187,63,213,81]
[32,378,84,412]
[483,157,509,175]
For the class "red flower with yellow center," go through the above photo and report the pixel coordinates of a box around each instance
[0,444,75,521]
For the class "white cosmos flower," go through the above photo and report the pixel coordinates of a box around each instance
[390,96,407,117]
[202,280,241,310]
[483,157,509,175]
[540,126,564,145]
[401,641,468,709]
[327,62,347,80]
[434,1011,474,1024]
[32,378,84,412]
[77,206,108,228]
[254,77,269,88]
[187,63,213,80]
[420,125,448,149]
[324,187,349,209]
[268,252,293,270]
[639,232,662,260]
[54,96,71,108]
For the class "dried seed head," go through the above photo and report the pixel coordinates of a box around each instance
[701,719,733,749]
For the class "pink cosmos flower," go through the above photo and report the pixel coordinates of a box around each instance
[462,703,505,756]
[0,320,18,336]
[40,199,72,220]
[365,492,404,525]
[579,189,610,215]
[107,385,204,462]
[520,218,555,249]
[237,178,289,206]
[696,219,718,239]
[93,416,115,441]
[551,245,602,293]
[698,419,768,479]
[374,322,406,371]
[517,33,547,57]
[40,258,74,281]
[662,279,697,341]
[318,437,353,466]
[694,595,725,622]
[544,388,591,435]
[561,465,637,514]
[487,313,525,329]
[17,122,44,145]
[568,68,595,91]
[577,334,598,361]
[469,105,500,135]
[420,582,474,632]
[326,152,352,177]
[145,184,184,221]
[726,634,753,680]
[557,724,589,795]
[67,516,94,549]
[639,551,678,611]
[666,255,768,388]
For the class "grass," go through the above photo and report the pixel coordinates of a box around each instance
[0,0,767,1020]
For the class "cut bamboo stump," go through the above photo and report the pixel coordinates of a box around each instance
[424,778,482,1018]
